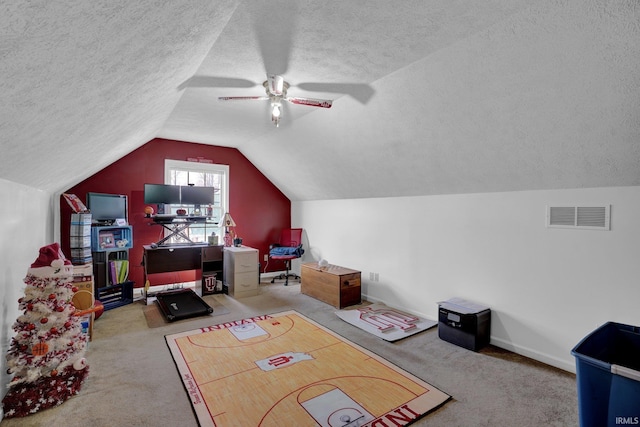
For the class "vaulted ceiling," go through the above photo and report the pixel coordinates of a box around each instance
[2,1,639,201]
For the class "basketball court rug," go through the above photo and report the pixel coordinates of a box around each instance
[165,310,450,426]
[335,304,437,342]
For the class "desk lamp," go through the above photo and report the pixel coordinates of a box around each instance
[222,212,236,247]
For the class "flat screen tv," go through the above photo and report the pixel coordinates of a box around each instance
[144,184,181,204]
[86,192,128,223]
[180,185,216,205]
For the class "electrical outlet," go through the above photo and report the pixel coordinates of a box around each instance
[263,254,268,262]
[369,272,375,281]
[374,273,379,282]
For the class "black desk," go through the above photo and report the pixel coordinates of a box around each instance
[142,244,224,298]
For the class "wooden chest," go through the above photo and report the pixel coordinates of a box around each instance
[300,263,361,309]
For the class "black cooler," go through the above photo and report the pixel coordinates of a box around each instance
[438,298,491,351]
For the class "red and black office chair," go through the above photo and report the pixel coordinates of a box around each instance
[269,228,304,286]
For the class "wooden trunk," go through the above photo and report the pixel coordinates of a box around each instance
[300,263,361,309]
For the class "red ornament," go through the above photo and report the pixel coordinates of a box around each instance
[40,317,49,324]
[64,321,72,328]
[27,323,36,330]
[51,369,58,376]
[27,303,34,311]
[50,327,58,334]
[56,306,65,312]
[48,293,56,300]
[72,286,78,293]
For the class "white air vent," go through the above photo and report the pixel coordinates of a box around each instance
[546,205,610,230]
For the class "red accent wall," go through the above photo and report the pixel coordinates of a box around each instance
[60,138,291,288]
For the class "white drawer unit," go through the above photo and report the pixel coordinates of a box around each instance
[223,246,259,298]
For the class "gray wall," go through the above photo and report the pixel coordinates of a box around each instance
[0,178,52,410]
[293,185,640,372]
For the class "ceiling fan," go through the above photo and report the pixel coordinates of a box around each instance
[218,74,333,127]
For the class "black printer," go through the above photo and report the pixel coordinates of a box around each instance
[438,298,491,351]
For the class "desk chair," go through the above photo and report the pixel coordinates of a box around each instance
[269,228,304,286]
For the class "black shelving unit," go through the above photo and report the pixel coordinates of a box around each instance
[201,245,224,295]
[91,225,134,310]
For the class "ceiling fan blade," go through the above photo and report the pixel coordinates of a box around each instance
[253,0,298,75]
[285,97,332,108]
[178,76,257,91]
[296,82,375,104]
[218,96,270,101]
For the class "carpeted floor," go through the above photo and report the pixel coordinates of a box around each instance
[0,281,578,426]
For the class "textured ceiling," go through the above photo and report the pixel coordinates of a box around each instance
[2,0,639,201]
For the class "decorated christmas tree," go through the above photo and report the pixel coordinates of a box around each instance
[2,243,90,418]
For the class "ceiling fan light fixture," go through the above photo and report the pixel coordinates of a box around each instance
[271,102,282,127]
[271,102,281,118]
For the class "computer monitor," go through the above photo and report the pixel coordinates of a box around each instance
[180,185,216,205]
[144,184,181,204]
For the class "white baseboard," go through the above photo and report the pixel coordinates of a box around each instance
[260,271,298,282]
[490,337,576,373]
[362,293,575,373]
[133,281,198,301]
[132,274,291,301]
[260,271,282,280]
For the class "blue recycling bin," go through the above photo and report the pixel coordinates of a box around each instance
[571,322,640,427]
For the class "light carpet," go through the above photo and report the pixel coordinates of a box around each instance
[165,310,450,426]
[336,304,437,342]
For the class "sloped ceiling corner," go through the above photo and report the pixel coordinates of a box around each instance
[1,0,639,201]
[0,0,240,193]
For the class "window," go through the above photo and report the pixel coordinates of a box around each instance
[163,159,229,244]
